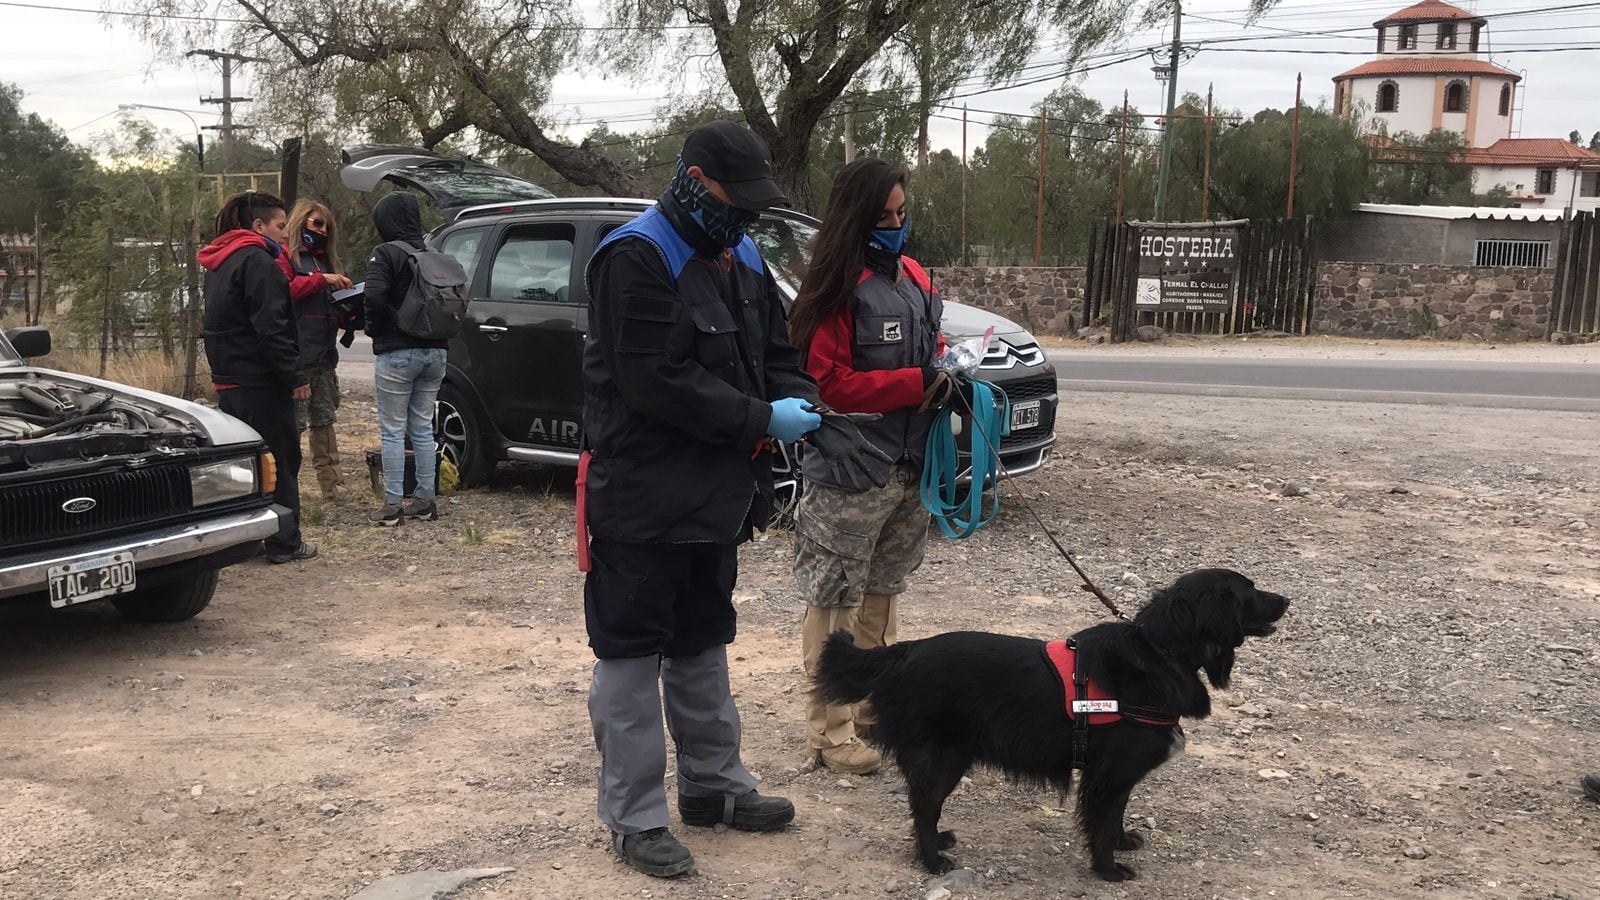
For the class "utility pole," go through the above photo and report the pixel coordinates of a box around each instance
[1202,83,1214,221]
[188,49,264,179]
[1154,0,1182,222]
[1288,73,1303,219]
[1035,110,1047,267]
[1117,91,1129,222]
[960,105,969,267]
[100,229,114,378]
[843,100,856,164]
[31,207,43,326]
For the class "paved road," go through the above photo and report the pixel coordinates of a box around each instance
[1049,352,1600,412]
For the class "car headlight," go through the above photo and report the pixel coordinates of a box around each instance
[190,457,259,506]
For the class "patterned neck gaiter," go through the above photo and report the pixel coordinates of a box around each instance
[668,159,760,248]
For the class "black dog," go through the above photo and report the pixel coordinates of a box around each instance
[813,568,1289,882]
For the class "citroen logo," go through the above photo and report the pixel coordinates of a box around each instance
[62,497,97,514]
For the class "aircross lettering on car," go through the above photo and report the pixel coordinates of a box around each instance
[339,146,1059,514]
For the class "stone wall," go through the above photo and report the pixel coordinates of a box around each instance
[930,266,1089,335]
[1313,261,1553,340]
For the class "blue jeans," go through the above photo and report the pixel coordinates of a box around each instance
[375,347,447,505]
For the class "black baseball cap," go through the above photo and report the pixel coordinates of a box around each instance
[681,121,789,210]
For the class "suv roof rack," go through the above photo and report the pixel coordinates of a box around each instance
[454,197,653,222]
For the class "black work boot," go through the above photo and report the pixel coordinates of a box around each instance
[1583,773,1600,803]
[679,789,795,831]
[612,827,694,878]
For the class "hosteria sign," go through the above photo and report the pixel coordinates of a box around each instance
[1135,223,1240,312]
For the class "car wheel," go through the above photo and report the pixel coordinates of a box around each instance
[769,441,803,528]
[436,383,495,488]
[112,570,218,623]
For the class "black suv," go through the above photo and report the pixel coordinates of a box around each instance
[342,146,1058,511]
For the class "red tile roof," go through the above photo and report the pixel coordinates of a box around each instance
[1376,0,1484,25]
[1465,138,1600,166]
[1333,58,1521,81]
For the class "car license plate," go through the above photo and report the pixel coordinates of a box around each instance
[48,552,137,609]
[1010,400,1042,431]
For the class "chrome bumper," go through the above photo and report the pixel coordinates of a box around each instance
[0,506,282,600]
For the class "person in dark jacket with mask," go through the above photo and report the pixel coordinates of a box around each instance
[284,199,354,500]
[364,192,448,526]
[581,122,890,878]
[199,191,318,563]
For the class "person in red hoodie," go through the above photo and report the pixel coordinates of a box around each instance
[785,159,947,775]
[198,191,317,563]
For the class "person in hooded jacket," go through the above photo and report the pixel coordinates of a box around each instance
[786,159,947,776]
[364,192,448,526]
[198,191,318,563]
[283,199,355,500]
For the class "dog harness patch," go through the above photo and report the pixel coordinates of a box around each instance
[1044,640,1180,729]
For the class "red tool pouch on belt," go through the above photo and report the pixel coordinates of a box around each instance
[576,450,592,572]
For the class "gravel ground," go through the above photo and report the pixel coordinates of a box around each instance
[2,379,1597,900]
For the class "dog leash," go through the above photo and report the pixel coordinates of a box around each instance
[950,381,1129,622]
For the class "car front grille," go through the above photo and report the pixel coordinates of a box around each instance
[0,463,193,553]
[997,376,1058,450]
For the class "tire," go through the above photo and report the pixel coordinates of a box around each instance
[769,441,804,529]
[112,570,218,623]
[436,382,495,489]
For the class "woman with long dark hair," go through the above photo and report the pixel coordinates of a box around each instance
[790,159,946,775]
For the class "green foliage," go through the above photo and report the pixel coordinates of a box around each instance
[1368,129,1476,206]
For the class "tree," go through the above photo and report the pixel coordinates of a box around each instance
[1590,131,1600,152]
[1368,129,1476,206]
[608,0,1212,210]
[1570,129,1583,146]
[1,83,97,322]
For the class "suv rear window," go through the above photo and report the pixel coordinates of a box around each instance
[488,224,576,304]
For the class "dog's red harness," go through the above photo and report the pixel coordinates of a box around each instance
[1045,639,1180,769]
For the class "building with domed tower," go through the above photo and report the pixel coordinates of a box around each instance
[1332,0,1599,210]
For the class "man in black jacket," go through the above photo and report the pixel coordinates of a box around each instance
[581,123,885,878]
[199,191,317,563]
[364,192,450,525]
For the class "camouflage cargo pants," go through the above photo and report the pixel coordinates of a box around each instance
[294,366,341,431]
[793,467,930,609]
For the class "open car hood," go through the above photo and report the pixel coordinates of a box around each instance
[340,145,554,218]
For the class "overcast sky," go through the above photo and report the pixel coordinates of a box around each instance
[5,0,1597,158]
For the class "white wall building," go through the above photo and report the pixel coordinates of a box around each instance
[1332,0,1600,212]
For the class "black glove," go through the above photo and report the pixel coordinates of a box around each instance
[804,410,895,493]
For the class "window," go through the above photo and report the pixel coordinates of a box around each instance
[1535,169,1557,195]
[1398,24,1418,49]
[1475,240,1550,267]
[1376,81,1399,113]
[438,226,490,286]
[1471,23,1482,52]
[1437,22,1458,49]
[1377,27,1385,52]
[1443,80,1468,113]
[1581,171,1600,198]
[1498,84,1512,117]
[487,224,576,304]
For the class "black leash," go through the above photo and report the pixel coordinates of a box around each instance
[950,380,1130,622]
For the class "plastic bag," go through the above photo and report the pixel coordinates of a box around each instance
[933,326,995,376]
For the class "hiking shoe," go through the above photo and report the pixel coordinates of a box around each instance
[265,541,319,564]
[680,789,795,831]
[1583,773,1600,803]
[401,497,438,521]
[612,827,694,878]
[370,504,404,527]
[819,739,882,776]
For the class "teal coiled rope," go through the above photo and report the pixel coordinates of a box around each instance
[920,378,1010,539]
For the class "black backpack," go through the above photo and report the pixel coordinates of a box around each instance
[393,243,469,340]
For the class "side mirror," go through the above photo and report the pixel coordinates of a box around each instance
[4,327,51,359]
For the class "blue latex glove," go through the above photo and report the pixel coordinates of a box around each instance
[766,397,822,443]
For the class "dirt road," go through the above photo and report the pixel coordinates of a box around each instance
[3,370,1598,899]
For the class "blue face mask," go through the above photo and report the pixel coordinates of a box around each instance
[869,221,909,254]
